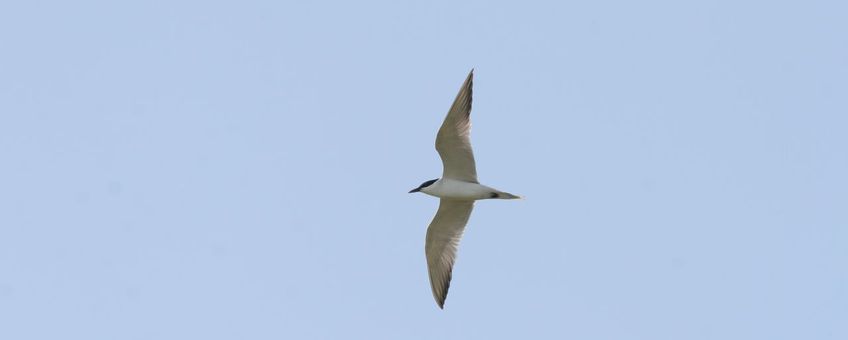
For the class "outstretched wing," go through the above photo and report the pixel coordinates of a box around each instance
[425,199,475,309]
[436,70,477,183]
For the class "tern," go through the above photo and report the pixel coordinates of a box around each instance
[409,70,521,309]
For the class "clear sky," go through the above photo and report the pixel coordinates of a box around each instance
[1,1,846,339]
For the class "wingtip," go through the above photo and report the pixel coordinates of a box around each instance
[434,296,446,309]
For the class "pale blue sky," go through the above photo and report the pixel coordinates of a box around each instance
[1,1,846,339]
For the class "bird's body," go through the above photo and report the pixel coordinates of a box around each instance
[418,178,517,200]
[409,69,520,309]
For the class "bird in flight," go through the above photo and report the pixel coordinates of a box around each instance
[409,69,521,309]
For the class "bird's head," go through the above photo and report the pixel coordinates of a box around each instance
[409,179,438,193]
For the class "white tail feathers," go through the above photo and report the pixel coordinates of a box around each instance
[496,192,522,199]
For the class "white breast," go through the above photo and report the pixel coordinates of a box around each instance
[421,178,495,200]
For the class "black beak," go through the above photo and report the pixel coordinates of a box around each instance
[408,187,420,193]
